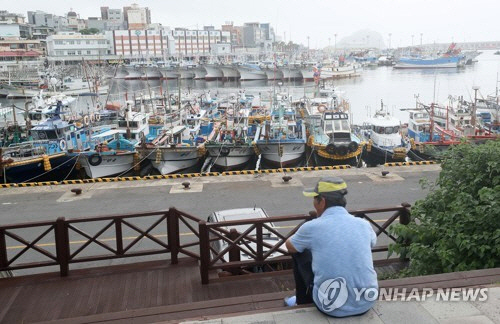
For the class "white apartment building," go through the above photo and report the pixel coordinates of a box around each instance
[113,29,174,58]
[173,29,231,55]
[124,4,150,30]
[46,32,114,62]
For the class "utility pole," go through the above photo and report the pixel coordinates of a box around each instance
[472,86,480,132]
[388,33,392,49]
[420,33,423,46]
[334,33,337,52]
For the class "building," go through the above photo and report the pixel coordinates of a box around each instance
[172,27,231,56]
[31,26,56,40]
[0,23,31,39]
[112,28,174,58]
[242,22,276,51]
[46,31,113,63]
[27,11,68,31]
[0,10,25,24]
[221,22,242,48]
[0,39,43,71]
[123,4,151,30]
[66,9,87,31]
[99,7,125,30]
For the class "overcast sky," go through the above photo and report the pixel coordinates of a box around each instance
[5,0,500,48]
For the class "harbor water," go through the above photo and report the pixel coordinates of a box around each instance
[1,50,500,126]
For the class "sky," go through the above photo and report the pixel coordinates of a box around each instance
[5,0,500,48]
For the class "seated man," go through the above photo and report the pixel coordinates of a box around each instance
[285,177,378,317]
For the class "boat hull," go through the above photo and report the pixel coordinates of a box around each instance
[204,65,223,80]
[147,147,200,174]
[78,152,135,178]
[2,155,75,183]
[205,145,254,170]
[219,66,240,79]
[361,145,407,166]
[256,142,305,167]
[236,67,267,81]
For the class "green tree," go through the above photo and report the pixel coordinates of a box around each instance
[80,28,100,35]
[389,140,500,276]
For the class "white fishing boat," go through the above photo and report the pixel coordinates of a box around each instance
[237,63,267,81]
[142,108,211,174]
[255,95,306,168]
[75,109,149,178]
[204,64,224,80]
[359,104,407,166]
[203,100,257,171]
[219,65,240,80]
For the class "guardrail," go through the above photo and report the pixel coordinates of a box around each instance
[0,204,411,284]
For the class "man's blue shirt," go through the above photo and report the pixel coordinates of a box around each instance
[290,206,378,317]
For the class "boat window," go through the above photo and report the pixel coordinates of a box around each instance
[385,127,394,134]
[393,126,400,133]
[324,122,333,132]
[341,120,349,131]
[334,119,341,131]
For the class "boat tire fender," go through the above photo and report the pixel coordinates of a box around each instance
[59,139,67,151]
[325,143,336,155]
[83,115,90,126]
[348,141,359,153]
[220,146,230,156]
[336,145,349,156]
[89,154,102,166]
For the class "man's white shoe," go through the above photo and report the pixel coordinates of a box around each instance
[284,295,297,306]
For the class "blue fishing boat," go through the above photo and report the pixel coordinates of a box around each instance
[1,102,109,183]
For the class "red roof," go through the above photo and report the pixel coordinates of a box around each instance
[0,51,41,57]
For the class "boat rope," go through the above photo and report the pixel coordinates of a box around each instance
[19,154,80,184]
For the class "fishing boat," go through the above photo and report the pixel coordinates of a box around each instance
[202,97,257,171]
[236,63,267,81]
[358,102,407,166]
[71,108,149,179]
[254,95,306,168]
[141,105,212,175]
[1,102,108,183]
[305,89,363,166]
[394,56,461,69]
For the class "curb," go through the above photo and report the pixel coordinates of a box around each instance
[384,161,438,167]
[0,165,352,189]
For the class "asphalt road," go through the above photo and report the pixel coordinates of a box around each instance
[0,165,440,275]
[0,164,440,222]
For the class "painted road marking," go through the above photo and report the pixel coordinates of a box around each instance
[5,219,389,250]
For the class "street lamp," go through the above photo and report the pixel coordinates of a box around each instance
[334,33,337,52]
[388,33,392,49]
[420,33,423,46]
[307,36,310,50]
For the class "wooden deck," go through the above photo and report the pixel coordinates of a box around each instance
[1,257,499,324]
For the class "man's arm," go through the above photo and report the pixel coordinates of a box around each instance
[286,238,298,253]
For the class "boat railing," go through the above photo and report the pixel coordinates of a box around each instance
[0,204,411,284]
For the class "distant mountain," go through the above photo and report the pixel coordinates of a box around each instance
[336,30,386,49]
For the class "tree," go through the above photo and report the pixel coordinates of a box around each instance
[389,140,500,276]
[80,28,100,35]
